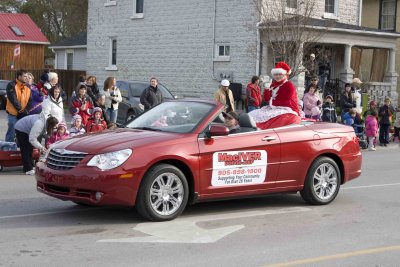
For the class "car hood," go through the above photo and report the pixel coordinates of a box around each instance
[53,128,178,154]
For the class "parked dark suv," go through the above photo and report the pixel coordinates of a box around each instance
[0,80,11,110]
[116,80,176,123]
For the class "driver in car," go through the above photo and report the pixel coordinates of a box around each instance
[223,111,241,134]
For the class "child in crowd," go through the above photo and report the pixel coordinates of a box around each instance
[365,110,379,151]
[298,100,305,118]
[378,97,395,146]
[46,122,69,148]
[393,107,400,143]
[311,100,322,121]
[343,108,357,126]
[86,107,107,133]
[69,114,86,137]
[321,95,337,123]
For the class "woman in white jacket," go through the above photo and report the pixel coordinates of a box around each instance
[102,77,122,123]
[41,85,65,123]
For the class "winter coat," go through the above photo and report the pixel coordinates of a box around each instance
[342,112,355,126]
[86,83,99,104]
[321,102,337,122]
[379,104,395,125]
[246,83,262,108]
[70,95,94,126]
[46,132,69,148]
[29,85,44,115]
[14,114,47,150]
[85,119,107,133]
[6,80,32,117]
[140,86,163,111]
[41,95,64,123]
[340,92,355,114]
[303,92,321,116]
[69,126,86,137]
[365,115,379,137]
[214,87,235,113]
[107,87,122,110]
[263,79,300,115]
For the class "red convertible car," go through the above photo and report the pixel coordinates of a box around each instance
[36,99,362,221]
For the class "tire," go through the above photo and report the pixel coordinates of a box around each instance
[125,111,136,122]
[300,157,341,205]
[72,201,94,206]
[136,164,189,221]
[0,164,3,172]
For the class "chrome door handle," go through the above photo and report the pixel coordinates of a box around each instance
[261,136,276,142]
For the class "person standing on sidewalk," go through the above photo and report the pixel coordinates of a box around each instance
[246,76,262,112]
[214,79,235,113]
[14,114,58,175]
[365,110,379,151]
[378,98,395,146]
[5,69,32,142]
[140,77,163,111]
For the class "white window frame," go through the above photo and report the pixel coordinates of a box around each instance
[131,0,144,19]
[105,37,118,71]
[285,0,298,14]
[323,0,339,20]
[214,44,230,62]
[104,0,117,7]
[64,49,74,70]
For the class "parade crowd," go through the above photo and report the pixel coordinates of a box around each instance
[2,60,399,175]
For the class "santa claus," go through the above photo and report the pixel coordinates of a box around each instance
[249,62,301,129]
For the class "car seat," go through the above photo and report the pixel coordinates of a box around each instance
[238,113,258,132]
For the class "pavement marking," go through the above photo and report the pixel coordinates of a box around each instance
[0,207,103,219]
[342,182,400,190]
[98,207,311,244]
[262,245,400,267]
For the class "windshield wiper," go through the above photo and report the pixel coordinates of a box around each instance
[132,127,163,131]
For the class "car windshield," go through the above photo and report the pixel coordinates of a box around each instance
[126,101,214,133]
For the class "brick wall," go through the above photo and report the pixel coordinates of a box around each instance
[87,0,258,98]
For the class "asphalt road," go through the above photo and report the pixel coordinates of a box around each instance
[0,110,400,267]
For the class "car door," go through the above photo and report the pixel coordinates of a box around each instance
[197,128,281,198]
[116,81,130,123]
[157,84,175,100]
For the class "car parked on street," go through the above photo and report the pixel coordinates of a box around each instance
[36,99,362,221]
[0,80,11,110]
[115,80,176,123]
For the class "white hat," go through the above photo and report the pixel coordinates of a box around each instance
[221,79,230,87]
[310,53,315,58]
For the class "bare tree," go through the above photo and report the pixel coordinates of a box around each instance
[254,0,326,77]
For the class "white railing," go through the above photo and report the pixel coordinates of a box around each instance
[364,82,398,107]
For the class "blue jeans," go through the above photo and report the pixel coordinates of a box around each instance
[5,114,18,142]
[107,108,118,123]
[247,106,258,112]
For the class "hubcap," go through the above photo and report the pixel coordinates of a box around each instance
[312,163,338,200]
[149,172,184,216]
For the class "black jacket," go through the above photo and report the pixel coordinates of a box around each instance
[321,102,337,123]
[340,92,355,113]
[140,86,163,111]
[379,105,395,125]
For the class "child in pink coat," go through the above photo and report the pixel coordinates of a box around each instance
[46,122,69,148]
[365,110,379,151]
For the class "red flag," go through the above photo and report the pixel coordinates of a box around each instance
[13,44,20,57]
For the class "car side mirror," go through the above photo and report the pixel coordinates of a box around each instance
[205,124,229,138]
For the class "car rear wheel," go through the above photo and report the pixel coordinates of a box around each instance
[136,164,189,221]
[300,157,340,205]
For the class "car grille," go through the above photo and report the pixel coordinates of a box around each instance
[46,149,87,170]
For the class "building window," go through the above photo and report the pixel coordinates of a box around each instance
[104,0,117,7]
[286,0,297,9]
[131,0,144,19]
[66,52,73,70]
[380,0,397,31]
[9,26,24,36]
[106,38,118,71]
[323,0,338,19]
[214,44,230,62]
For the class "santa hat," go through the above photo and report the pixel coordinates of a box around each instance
[271,61,291,76]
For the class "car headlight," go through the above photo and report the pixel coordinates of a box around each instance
[87,149,132,171]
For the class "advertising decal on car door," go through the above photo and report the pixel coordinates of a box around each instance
[211,150,267,186]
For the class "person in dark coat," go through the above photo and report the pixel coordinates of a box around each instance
[94,93,110,126]
[140,77,163,111]
[223,111,241,134]
[378,97,395,146]
[340,83,355,122]
[321,95,337,123]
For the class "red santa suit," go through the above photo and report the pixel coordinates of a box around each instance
[249,62,301,129]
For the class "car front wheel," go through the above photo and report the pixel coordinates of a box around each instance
[300,157,340,205]
[136,164,189,221]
